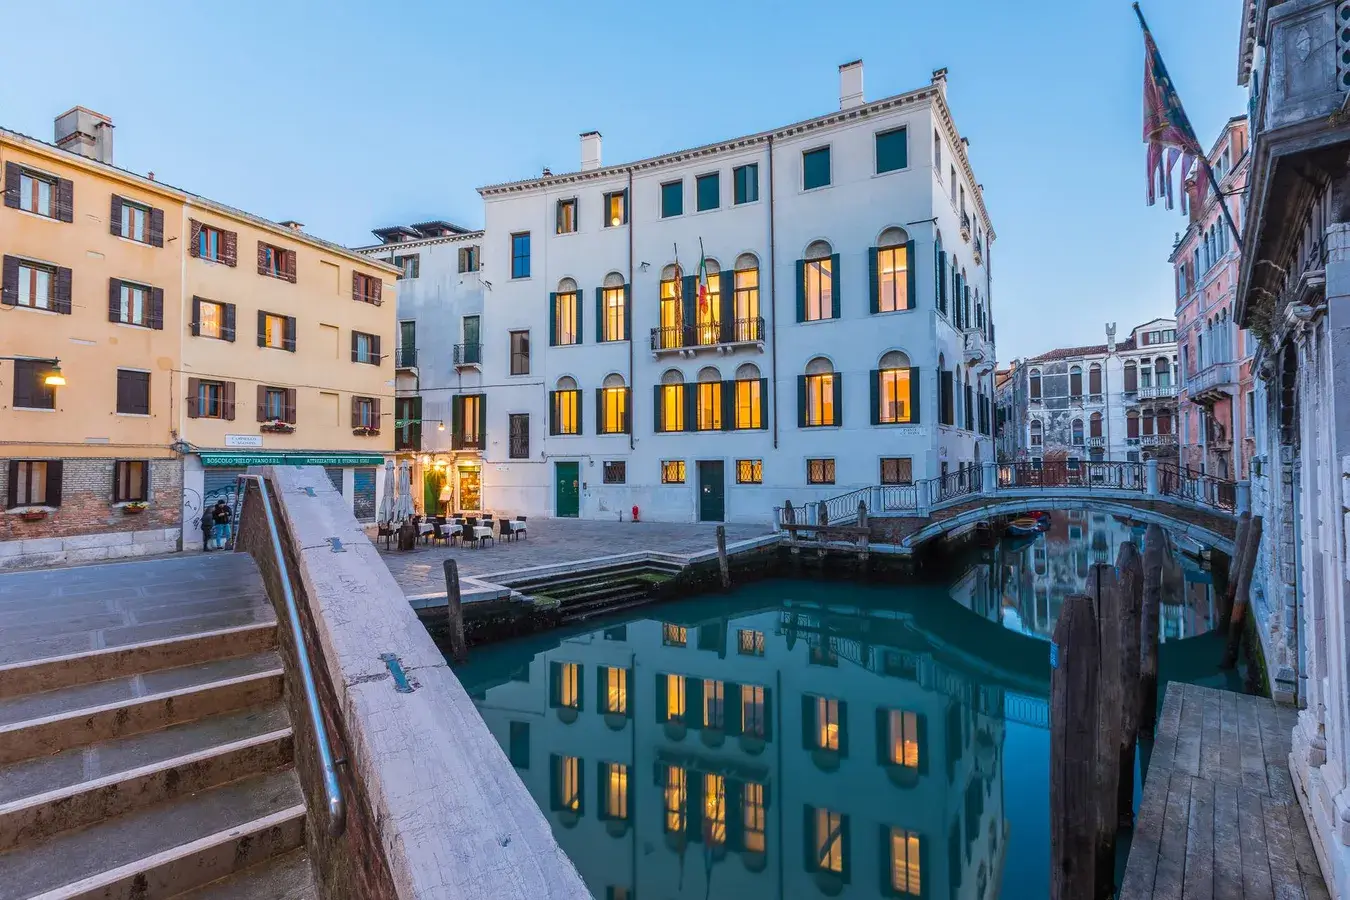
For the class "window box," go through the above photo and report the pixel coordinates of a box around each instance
[352,426,380,437]
[19,509,48,522]
[120,502,148,515]
[260,420,294,434]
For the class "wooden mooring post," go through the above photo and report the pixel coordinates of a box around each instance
[1140,524,1164,740]
[1051,593,1099,900]
[716,525,731,590]
[442,559,468,664]
[1216,511,1248,626]
[1223,514,1263,670]
[1114,540,1144,828]
[1087,563,1122,900]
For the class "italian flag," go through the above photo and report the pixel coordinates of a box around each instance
[696,243,709,314]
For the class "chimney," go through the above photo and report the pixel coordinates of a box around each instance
[278,220,304,232]
[54,107,114,164]
[580,132,602,171]
[838,60,864,110]
[1106,323,1118,353]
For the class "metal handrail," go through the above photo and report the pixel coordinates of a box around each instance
[232,474,346,837]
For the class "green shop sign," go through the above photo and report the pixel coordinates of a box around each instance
[199,453,386,467]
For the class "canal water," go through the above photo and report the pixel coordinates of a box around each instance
[457,509,1244,899]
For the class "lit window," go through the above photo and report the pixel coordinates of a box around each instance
[120,200,149,242]
[558,662,580,709]
[659,382,685,432]
[890,828,922,895]
[663,625,687,647]
[887,709,920,768]
[556,198,577,234]
[876,243,910,312]
[554,755,581,812]
[804,371,836,426]
[803,255,834,321]
[696,381,722,431]
[16,261,53,309]
[552,290,579,345]
[663,766,686,832]
[813,808,845,873]
[18,170,54,216]
[661,460,686,484]
[743,783,767,852]
[734,378,761,429]
[603,666,627,715]
[604,762,628,819]
[807,459,835,485]
[601,283,626,341]
[262,313,287,349]
[737,630,765,656]
[815,696,840,750]
[732,265,760,340]
[695,272,720,346]
[877,368,912,423]
[604,190,628,228]
[736,459,763,484]
[703,679,724,729]
[704,773,726,846]
[197,300,224,339]
[658,275,683,349]
[665,674,687,721]
[741,684,767,737]
[551,383,579,435]
[600,379,628,434]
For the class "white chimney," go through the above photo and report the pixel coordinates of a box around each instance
[839,60,864,110]
[931,67,949,95]
[54,107,114,164]
[580,131,602,171]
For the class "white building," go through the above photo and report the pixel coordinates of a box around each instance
[364,62,997,524]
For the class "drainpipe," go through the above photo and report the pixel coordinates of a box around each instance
[1103,355,1113,459]
[628,167,635,452]
[768,135,779,449]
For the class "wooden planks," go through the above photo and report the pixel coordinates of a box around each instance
[1119,683,1328,899]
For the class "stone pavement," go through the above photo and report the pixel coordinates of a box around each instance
[379,517,772,597]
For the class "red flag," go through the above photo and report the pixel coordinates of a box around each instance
[1137,4,1203,213]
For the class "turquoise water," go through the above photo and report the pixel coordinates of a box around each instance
[457,511,1242,899]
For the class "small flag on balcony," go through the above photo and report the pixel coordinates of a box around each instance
[1136,3,1204,213]
[696,239,709,314]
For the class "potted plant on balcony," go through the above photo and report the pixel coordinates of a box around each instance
[121,501,148,515]
[18,509,47,522]
[260,419,294,434]
[352,426,380,437]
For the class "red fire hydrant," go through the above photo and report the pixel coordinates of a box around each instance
[631,505,640,523]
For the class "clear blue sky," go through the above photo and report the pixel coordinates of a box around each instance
[0,0,1244,360]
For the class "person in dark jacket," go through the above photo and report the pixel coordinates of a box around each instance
[210,499,232,550]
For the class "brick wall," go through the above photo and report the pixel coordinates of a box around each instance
[0,457,182,543]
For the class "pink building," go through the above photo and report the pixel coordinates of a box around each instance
[1170,116,1254,480]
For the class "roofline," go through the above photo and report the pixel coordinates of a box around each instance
[477,83,997,241]
[352,230,485,254]
[0,125,398,276]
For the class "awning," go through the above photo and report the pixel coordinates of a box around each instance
[198,452,386,467]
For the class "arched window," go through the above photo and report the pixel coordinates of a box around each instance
[1069,365,1083,399]
[658,264,682,350]
[656,369,686,433]
[961,267,971,324]
[1029,368,1042,400]
[801,357,838,427]
[874,227,911,313]
[552,278,580,346]
[1071,418,1084,445]
[1127,409,1140,438]
[1088,363,1102,397]
[1142,408,1155,436]
[732,253,761,342]
[801,241,835,322]
[875,350,914,424]
[599,373,629,435]
[693,366,723,431]
[1123,360,1138,393]
[695,258,722,346]
[1030,419,1043,447]
[1089,411,1103,438]
[600,271,627,342]
[1154,356,1170,388]
[551,376,580,435]
[733,363,763,430]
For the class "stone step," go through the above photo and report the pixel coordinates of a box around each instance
[0,706,293,849]
[550,578,653,606]
[174,848,318,900]
[0,652,284,766]
[0,769,306,900]
[509,561,681,593]
[561,590,660,623]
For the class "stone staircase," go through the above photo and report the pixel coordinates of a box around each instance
[0,553,318,899]
[506,559,685,622]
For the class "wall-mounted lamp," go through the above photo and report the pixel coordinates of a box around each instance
[0,356,64,386]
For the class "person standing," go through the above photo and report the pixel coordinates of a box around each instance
[210,499,232,551]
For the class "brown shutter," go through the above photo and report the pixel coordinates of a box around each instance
[5,460,18,508]
[1,255,17,306]
[3,164,19,209]
[351,396,360,428]
[372,398,381,432]
[350,331,359,363]
[112,461,124,503]
[108,278,122,322]
[285,388,297,424]
[13,362,33,409]
[284,250,297,283]
[187,377,201,417]
[188,219,202,257]
[115,372,131,415]
[351,272,360,303]
[53,267,72,314]
[223,381,236,421]
[283,316,296,352]
[55,179,74,223]
[190,297,202,336]
[257,384,268,422]
[45,461,64,507]
[222,229,238,267]
[110,195,123,236]
[372,277,383,305]
[149,287,164,330]
[149,207,164,248]
[257,242,269,276]
[1124,365,1138,393]
[222,303,236,342]
[371,334,381,363]
[257,310,267,347]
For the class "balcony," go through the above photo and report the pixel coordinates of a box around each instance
[394,346,417,369]
[1140,434,1178,448]
[453,342,481,368]
[649,317,764,358]
[1130,384,1178,402]
[962,328,994,373]
[1086,435,1106,449]
[959,211,972,243]
[1187,362,1236,404]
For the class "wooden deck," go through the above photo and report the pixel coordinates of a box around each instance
[1120,682,1328,899]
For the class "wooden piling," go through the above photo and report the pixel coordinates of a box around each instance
[442,559,467,664]
[716,525,731,590]
[1220,511,1252,630]
[1140,524,1164,740]
[1087,563,1122,900]
[1114,541,1144,828]
[1223,514,1263,670]
[1051,593,1100,900]
[818,502,830,527]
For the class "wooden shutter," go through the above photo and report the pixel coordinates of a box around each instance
[371,277,383,305]
[548,293,558,345]
[4,460,17,509]
[829,253,841,319]
[2,164,19,209]
[718,277,734,342]
[905,240,917,310]
[45,461,64,507]
[594,388,603,434]
[759,378,769,430]
[909,368,921,423]
[371,334,381,363]
[868,248,879,314]
[797,375,808,427]
[149,207,164,248]
[149,287,164,329]
[257,242,269,275]
[188,219,202,257]
[222,229,238,267]
[594,288,604,341]
[682,275,696,332]
[13,361,32,409]
[285,388,297,424]
[257,384,269,422]
[135,372,150,415]
[476,395,486,446]
[1089,366,1102,395]
[107,278,122,322]
[115,372,131,415]
[222,303,236,342]
[187,377,201,418]
[937,250,948,313]
[624,285,632,341]
[795,260,806,322]
[831,372,843,426]
[351,396,361,428]
[110,195,124,236]
[351,272,360,303]
[190,297,201,336]
[870,370,880,424]
[1,255,17,306]
[53,267,73,315]
[350,332,360,363]
[720,381,734,431]
[284,249,297,283]
[283,316,297,352]
[257,311,267,347]
[223,381,236,421]
[55,178,74,222]
[1124,365,1138,392]
[652,385,663,433]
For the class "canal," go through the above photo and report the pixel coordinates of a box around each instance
[456,509,1245,899]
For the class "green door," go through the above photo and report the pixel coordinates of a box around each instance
[698,460,725,522]
[555,461,579,518]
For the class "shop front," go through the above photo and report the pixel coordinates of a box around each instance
[412,453,483,518]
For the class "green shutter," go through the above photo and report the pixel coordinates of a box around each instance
[595,287,605,342]
[575,293,584,344]
[623,388,631,434]
[832,372,843,427]
[877,824,893,893]
[655,674,668,723]
[963,284,971,329]
[595,388,603,434]
[721,381,734,431]
[916,713,929,774]
[868,247,879,314]
[653,384,664,433]
[870,369,880,425]
[795,260,806,322]
[451,396,463,445]
[549,662,561,707]
[624,285,632,340]
[719,274,734,342]
[829,253,841,319]
[759,378,769,431]
[762,687,774,740]
[687,678,704,730]
[477,394,487,448]
[548,292,558,346]
[905,240,917,310]
[682,275,697,330]
[837,700,849,757]
[684,384,696,433]
[549,391,558,435]
[875,708,890,765]
[801,695,815,749]
[797,375,808,427]
[575,390,584,435]
[803,805,818,872]
[909,368,921,424]
[937,250,948,314]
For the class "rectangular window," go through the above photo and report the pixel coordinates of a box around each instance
[16,261,53,309]
[604,190,628,227]
[814,696,841,750]
[880,457,913,485]
[352,331,378,365]
[802,146,831,190]
[665,674,687,721]
[509,330,530,375]
[878,368,913,423]
[804,372,836,426]
[18,169,55,216]
[7,460,56,508]
[261,312,287,349]
[458,245,479,273]
[508,721,530,769]
[120,200,149,242]
[604,763,629,820]
[876,244,909,312]
[116,369,150,415]
[197,225,223,261]
[664,766,687,833]
[738,629,765,656]
[556,198,577,234]
[887,709,920,768]
[195,380,226,419]
[552,390,579,435]
[696,172,719,211]
[352,271,381,304]
[803,257,833,320]
[508,413,530,459]
[13,359,56,410]
[553,756,581,812]
[890,828,922,895]
[875,127,909,173]
[553,291,579,345]
[741,685,767,738]
[733,163,759,204]
[661,460,686,484]
[734,379,762,429]
[353,396,377,430]
[696,381,722,431]
[603,666,628,715]
[603,461,626,484]
[601,285,626,341]
[807,458,836,485]
[392,254,419,280]
[263,387,286,421]
[660,384,685,432]
[743,783,767,853]
[660,180,683,218]
[663,624,687,647]
[813,807,845,873]
[113,460,148,503]
[510,232,531,278]
[934,129,942,172]
[601,387,628,434]
[736,459,763,484]
[704,772,727,846]
[458,394,481,445]
[557,662,580,709]
[117,281,151,327]
[703,680,725,730]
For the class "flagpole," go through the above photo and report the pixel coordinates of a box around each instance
[1133,1,1243,251]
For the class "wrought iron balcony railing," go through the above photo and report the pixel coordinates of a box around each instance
[453,342,481,366]
[649,317,765,353]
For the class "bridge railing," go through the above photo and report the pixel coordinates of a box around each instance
[1158,464,1237,512]
[998,460,1147,492]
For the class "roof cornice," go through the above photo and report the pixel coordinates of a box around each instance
[352,230,485,254]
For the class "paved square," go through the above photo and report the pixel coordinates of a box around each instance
[379,517,773,597]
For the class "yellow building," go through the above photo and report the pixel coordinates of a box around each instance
[0,108,398,567]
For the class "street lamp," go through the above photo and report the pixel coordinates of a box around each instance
[0,357,64,386]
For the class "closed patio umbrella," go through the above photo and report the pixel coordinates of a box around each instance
[395,460,416,521]
[378,458,396,524]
